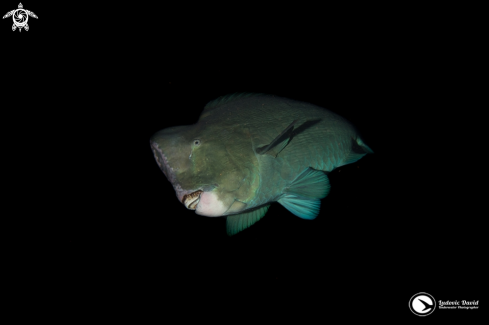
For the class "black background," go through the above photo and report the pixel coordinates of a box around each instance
[2,2,484,321]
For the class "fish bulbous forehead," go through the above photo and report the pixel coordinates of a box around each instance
[151,125,194,143]
[151,126,202,158]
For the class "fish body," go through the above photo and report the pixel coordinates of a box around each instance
[150,93,373,235]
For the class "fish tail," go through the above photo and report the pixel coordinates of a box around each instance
[337,136,373,167]
[354,137,373,154]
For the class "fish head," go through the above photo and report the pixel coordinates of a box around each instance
[150,123,259,217]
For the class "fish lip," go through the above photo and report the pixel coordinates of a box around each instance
[175,184,217,204]
[182,190,203,210]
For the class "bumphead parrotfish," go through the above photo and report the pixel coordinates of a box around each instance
[150,93,373,235]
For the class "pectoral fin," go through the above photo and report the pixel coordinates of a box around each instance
[226,205,270,236]
[256,119,298,157]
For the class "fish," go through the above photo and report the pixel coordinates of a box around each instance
[150,93,373,236]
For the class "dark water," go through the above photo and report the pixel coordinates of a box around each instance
[4,8,483,319]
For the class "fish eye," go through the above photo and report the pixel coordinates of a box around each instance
[193,139,201,146]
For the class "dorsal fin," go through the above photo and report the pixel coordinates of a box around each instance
[201,93,266,117]
[256,119,298,157]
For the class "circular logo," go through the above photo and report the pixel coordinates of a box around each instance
[13,9,28,27]
[409,292,436,316]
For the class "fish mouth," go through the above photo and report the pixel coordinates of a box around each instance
[182,190,203,210]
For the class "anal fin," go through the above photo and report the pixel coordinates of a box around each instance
[278,168,330,220]
[283,167,330,199]
[278,195,321,220]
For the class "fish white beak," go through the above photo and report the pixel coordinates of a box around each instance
[182,190,203,210]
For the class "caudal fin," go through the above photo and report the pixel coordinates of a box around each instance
[337,137,373,167]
